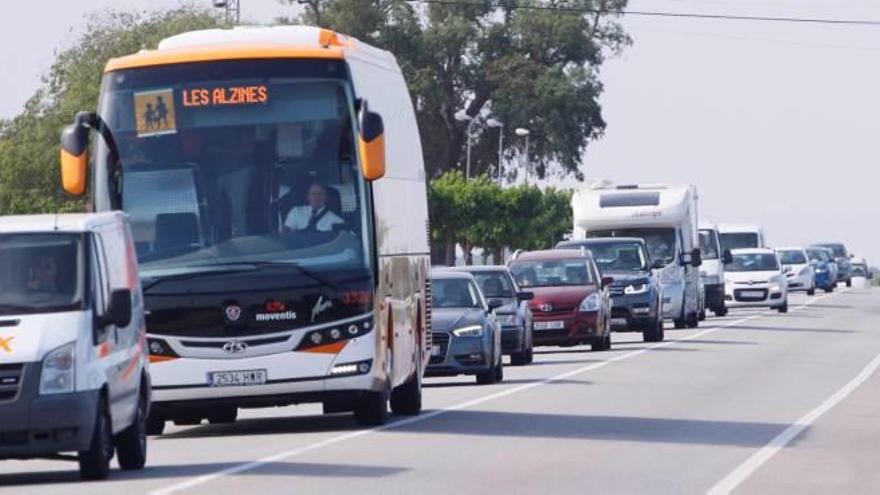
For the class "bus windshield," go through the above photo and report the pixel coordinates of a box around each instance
[0,234,84,316]
[95,60,371,278]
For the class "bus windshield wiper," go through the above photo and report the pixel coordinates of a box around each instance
[208,261,341,291]
[141,265,257,293]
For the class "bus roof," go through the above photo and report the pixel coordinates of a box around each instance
[104,26,392,73]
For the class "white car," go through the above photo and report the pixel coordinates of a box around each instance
[724,248,789,313]
[775,247,816,295]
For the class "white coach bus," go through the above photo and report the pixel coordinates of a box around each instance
[59,26,431,431]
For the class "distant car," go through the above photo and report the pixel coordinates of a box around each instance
[427,270,504,384]
[812,243,853,287]
[805,247,837,293]
[508,250,612,351]
[446,266,535,365]
[850,257,871,279]
[724,248,789,313]
[556,238,665,342]
[775,247,816,296]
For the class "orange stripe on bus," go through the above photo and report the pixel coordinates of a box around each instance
[300,341,347,354]
[149,355,178,364]
[105,45,344,73]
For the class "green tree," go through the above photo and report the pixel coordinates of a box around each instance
[282,0,629,181]
[0,7,221,215]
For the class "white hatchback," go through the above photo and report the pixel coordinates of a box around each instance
[724,248,789,313]
[776,247,816,295]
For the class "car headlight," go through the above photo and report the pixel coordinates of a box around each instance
[453,325,484,337]
[497,314,518,326]
[816,266,828,273]
[624,283,649,295]
[40,342,75,395]
[579,293,601,312]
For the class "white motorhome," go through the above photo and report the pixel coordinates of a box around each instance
[718,224,766,251]
[698,220,729,317]
[572,184,703,329]
[0,213,149,479]
[59,26,430,431]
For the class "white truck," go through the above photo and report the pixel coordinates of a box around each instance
[0,212,149,479]
[571,184,703,329]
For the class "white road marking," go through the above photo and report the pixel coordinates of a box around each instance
[150,296,830,495]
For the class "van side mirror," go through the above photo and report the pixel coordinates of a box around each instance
[487,298,504,313]
[103,289,133,328]
[357,100,386,181]
[60,116,91,196]
[691,248,702,267]
[516,291,534,301]
[722,249,734,265]
[651,259,665,270]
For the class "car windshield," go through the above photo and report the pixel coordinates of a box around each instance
[720,232,760,251]
[94,60,371,280]
[432,278,483,309]
[509,259,594,288]
[560,241,647,273]
[817,244,847,258]
[0,234,85,315]
[777,250,807,265]
[698,229,720,259]
[806,249,829,262]
[727,253,779,272]
[471,272,515,298]
[585,228,676,266]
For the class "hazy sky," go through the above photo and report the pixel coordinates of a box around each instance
[1,0,878,260]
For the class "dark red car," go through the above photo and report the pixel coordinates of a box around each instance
[508,250,612,351]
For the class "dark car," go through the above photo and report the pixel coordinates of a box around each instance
[447,266,535,365]
[427,270,504,384]
[508,250,612,351]
[556,238,664,342]
[812,243,853,287]
[806,247,838,293]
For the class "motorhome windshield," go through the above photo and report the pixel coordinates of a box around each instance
[0,234,84,315]
[698,229,719,260]
[585,229,676,266]
[95,60,371,280]
[727,253,779,272]
[720,232,759,251]
[777,250,807,265]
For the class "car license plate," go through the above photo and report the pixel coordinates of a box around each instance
[431,345,443,357]
[611,318,628,327]
[209,369,267,387]
[740,290,765,298]
[534,321,565,330]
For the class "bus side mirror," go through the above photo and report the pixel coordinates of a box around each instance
[60,118,90,196]
[357,100,385,181]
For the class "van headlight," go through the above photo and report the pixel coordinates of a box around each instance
[453,325,484,337]
[579,293,601,312]
[624,283,649,295]
[40,342,75,395]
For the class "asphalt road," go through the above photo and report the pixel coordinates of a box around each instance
[2,283,879,494]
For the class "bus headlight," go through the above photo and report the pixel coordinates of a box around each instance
[40,342,75,395]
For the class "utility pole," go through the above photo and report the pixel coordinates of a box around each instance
[212,0,241,24]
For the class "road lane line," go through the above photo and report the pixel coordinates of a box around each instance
[150,296,828,495]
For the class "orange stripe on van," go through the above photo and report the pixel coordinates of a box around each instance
[104,44,344,73]
[97,342,112,358]
[300,341,348,354]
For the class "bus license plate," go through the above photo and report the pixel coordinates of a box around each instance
[209,369,267,387]
[534,321,565,330]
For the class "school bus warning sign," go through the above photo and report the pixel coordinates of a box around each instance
[134,89,177,137]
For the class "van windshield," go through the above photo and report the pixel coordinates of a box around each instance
[720,232,759,251]
[95,60,371,282]
[0,234,84,315]
[806,249,830,262]
[586,229,676,266]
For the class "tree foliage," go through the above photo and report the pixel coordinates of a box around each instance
[429,171,572,264]
[0,7,221,214]
[284,0,629,181]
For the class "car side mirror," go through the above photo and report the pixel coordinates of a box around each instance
[60,117,91,196]
[722,249,734,265]
[601,276,614,288]
[357,100,385,181]
[102,289,132,328]
[487,298,504,313]
[516,291,534,302]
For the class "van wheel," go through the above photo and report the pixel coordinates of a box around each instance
[698,309,707,321]
[390,367,422,416]
[116,392,147,471]
[846,279,852,287]
[643,318,663,343]
[354,388,389,426]
[777,301,789,313]
[807,288,816,296]
[686,312,699,328]
[207,407,238,425]
[146,412,165,436]
[714,307,728,317]
[79,397,113,480]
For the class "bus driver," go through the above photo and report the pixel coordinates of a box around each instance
[284,182,345,233]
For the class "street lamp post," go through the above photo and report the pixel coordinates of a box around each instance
[455,110,480,180]
[515,128,531,183]
[212,0,241,24]
[487,118,503,184]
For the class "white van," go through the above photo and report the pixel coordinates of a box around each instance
[718,224,766,251]
[572,183,703,329]
[698,221,730,317]
[0,213,150,480]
